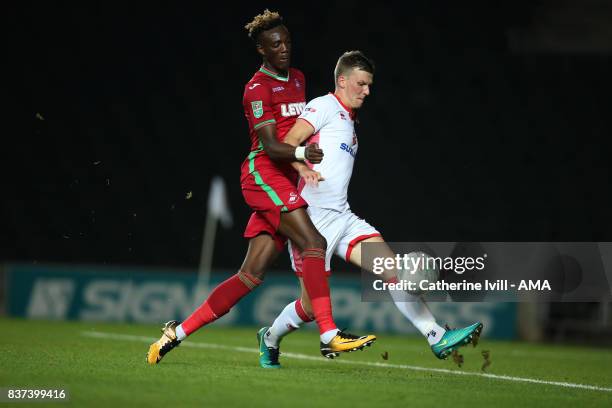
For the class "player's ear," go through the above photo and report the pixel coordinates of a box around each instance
[337,75,347,89]
[256,43,265,57]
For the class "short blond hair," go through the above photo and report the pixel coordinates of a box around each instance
[245,9,284,43]
[334,51,375,82]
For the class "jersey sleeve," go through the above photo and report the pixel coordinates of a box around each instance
[298,97,332,134]
[243,82,276,131]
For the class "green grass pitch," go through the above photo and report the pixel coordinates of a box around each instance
[0,317,611,407]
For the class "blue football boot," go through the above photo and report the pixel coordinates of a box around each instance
[257,327,281,368]
[431,322,483,359]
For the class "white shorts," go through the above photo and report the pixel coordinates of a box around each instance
[288,207,381,276]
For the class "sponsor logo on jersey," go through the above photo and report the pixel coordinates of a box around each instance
[295,79,301,88]
[339,112,346,120]
[288,192,299,204]
[248,83,261,90]
[340,142,356,158]
[251,101,263,118]
[272,86,285,92]
[281,102,306,117]
[305,107,316,112]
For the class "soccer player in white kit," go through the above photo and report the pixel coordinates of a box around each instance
[257,51,483,367]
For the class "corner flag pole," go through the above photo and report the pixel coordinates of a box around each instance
[198,176,233,292]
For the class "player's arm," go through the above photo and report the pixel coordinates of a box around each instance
[283,119,324,186]
[257,120,323,164]
[293,161,324,187]
[282,119,323,181]
[282,118,315,147]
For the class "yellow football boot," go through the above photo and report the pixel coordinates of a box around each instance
[146,320,181,365]
[320,330,376,358]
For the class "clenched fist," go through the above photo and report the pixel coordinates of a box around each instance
[305,143,324,164]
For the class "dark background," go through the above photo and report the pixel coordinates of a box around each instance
[5,1,612,272]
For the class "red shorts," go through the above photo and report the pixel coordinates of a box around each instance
[241,165,307,251]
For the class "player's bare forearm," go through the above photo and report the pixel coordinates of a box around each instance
[258,127,298,162]
[257,120,323,164]
[292,161,309,172]
[293,162,324,187]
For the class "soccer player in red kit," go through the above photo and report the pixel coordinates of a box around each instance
[147,10,375,365]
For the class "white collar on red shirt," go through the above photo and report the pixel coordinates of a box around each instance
[259,65,290,82]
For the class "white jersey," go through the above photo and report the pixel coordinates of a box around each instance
[298,93,357,212]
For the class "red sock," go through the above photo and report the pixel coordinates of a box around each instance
[181,272,261,336]
[301,248,337,334]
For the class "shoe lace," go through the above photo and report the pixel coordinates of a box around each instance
[268,347,280,363]
[159,334,180,355]
[336,329,361,341]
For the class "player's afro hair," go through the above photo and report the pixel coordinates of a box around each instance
[334,51,375,82]
[245,9,284,43]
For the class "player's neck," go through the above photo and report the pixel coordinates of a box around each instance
[332,90,353,113]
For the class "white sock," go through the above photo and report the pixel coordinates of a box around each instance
[265,301,308,348]
[175,324,187,341]
[388,288,445,345]
[320,329,340,344]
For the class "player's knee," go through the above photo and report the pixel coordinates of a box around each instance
[238,267,265,282]
[305,233,327,251]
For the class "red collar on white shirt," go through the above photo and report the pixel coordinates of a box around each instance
[330,92,356,120]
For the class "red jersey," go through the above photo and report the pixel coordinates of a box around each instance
[241,66,306,182]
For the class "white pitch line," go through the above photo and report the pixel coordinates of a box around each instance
[81,331,612,393]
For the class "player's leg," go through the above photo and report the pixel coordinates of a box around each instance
[177,233,277,337]
[348,236,483,359]
[347,236,447,343]
[279,209,378,358]
[147,233,279,364]
[243,162,361,348]
[265,279,315,346]
[263,209,376,360]
[278,208,338,334]
[257,236,317,367]
[258,208,337,367]
[261,207,339,356]
[257,279,314,368]
[244,175,340,344]
[276,208,339,343]
[263,275,375,361]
